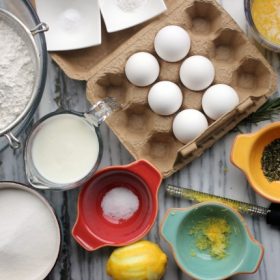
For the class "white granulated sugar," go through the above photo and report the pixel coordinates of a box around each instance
[101,187,139,223]
[0,19,35,131]
[0,188,60,280]
[116,0,147,12]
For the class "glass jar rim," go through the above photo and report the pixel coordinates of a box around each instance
[244,0,280,52]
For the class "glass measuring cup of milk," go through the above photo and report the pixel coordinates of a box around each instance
[24,98,119,190]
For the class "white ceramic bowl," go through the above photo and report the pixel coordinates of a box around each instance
[99,0,167,33]
[0,182,61,279]
[35,0,101,51]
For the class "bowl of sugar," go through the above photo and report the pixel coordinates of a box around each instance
[0,182,61,280]
[72,160,162,251]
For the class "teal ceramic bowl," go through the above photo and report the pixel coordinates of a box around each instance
[160,202,264,280]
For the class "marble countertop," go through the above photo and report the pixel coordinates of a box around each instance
[1,0,280,279]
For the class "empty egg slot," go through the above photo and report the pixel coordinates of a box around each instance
[211,29,246,62]
[231,58,272,97]
[185,1,222,36]
[151,114,173,134]
[109,104,154,142]
[93,73,129,105]
[139,132,183,172]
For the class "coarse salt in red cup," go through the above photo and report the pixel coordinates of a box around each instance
[72,160,162,251]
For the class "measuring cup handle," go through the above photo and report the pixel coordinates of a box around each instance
[84,97,121,127]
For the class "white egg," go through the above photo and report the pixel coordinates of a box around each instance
[148,81,183,116]
[125,52,160,87]
[154,25,191,62]
[173,109,208,144]
[202,84,239,120]
[180,55,215,91]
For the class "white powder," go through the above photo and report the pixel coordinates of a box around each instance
[58,9,82,32]
[101,187,139,223]
[0,19,35,131]
[116,0,147,12]
[0,187,60,280]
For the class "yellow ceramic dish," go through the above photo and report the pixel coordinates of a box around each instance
[231,122,280,203]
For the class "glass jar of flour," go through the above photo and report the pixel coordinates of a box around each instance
[24,98,120,191]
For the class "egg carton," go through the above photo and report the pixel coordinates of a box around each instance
[86,0,277,178]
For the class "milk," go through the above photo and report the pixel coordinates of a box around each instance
[31,114,99,185]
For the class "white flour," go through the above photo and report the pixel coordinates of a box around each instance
[0,19,35,131]
[0,187,60,280]
[116,0,147,12]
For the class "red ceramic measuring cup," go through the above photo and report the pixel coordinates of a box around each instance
[72,160,162,251]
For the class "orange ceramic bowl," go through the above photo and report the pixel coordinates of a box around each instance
[231,122,280,202]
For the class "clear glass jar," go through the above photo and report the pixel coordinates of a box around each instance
[24,98,120,191]
[244,0,280,52]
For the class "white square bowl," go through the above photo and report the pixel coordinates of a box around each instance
[35,0,101,51]
[99,0,167,33]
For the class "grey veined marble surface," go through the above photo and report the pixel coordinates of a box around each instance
[1,0,280,279]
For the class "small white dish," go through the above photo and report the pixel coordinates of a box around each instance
[35,0,101,51]
[99,0,167,33]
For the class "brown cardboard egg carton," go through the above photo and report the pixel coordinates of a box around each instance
[58,0,277,178]
[84,0,277,178]
[85,0,277,178]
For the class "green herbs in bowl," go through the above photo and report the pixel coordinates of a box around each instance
[261,138,280,182]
